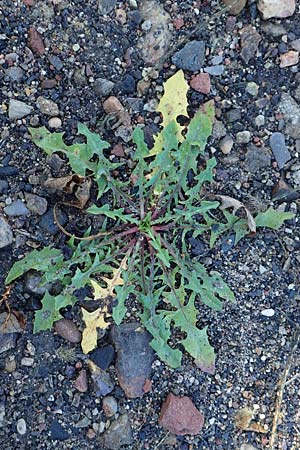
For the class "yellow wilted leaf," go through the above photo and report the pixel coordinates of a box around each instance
[81,305,111,354]
[90,253,128,299]
[151,70,189,155]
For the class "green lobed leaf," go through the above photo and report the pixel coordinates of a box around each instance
[33,291,75,333]
[255,207,295,230]
[5,247,62,285]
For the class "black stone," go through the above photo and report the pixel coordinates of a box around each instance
[0,166,19,177]
[89,345,115,370]
[50,421,69,441]
[39,208,68,235]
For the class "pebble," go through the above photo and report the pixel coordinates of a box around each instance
[25,193,48,216]
[159,393,205,435]
[48,117,62,129]
[28,27,45,56]
[41,79,57,89]
[4,200,30,217]
[54,319,82,343]
[21,357,34,367]
[8,99,33,120]
[39,208,68,235]
[102,396,118,417]
[0,181,8,194]
[254,114,265,127]
[219,135,234,154]
[102,414,132,449]
[49,421,69,441]
[37,96,59,116]
[74,369,88,393]
[240,445,258,450]
[257,0,295,19]
[222,0,246,14]
[16,418,27,435]
[103,96,123,114]
[98,0,117,15]
[89,345,115,370]
[280,50,299,68]
[240,25,261,63]
[24,271,48,296]
[48,55,63,71]
[278,92,300,139]
[270,132,291,169]
[244,144,271,172]
[226,108,241,123]
[111,323,154,398]
[204,65,225,76]
[0,166,19,177]
[213,120,227,140]
[138,0,171,65]
[261,308,275,317]
[93,78,115,97]
[5,67,24,82]
[190,73,211,94]
[172,41,206,71]
[246,82,259,96]
[0,216,13,248]
[236,131,251,144]
[87,360,115,396]
[0,334,18,354]
[115,8,127,25]
[75,416,91,428]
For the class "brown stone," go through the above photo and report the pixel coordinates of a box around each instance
[74,369,88,393]
[54,318,82,343]
[111,143,125,157]
[280,50,299,68]
[28,27,45,56]
[23,0,35,5]
[173,17,184,30]
[190,73,211,94]
[41,79,57,89]
[103,96,123,114]
[159,393,204,436]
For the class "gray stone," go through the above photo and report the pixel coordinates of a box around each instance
[24,271,48,296]
[278,92,300,139]
[240,445,258,450]
[258,0,295,19]
[8,99,33,120]
[236,131,251,144]
[261,23,287,37]
[37,96,59,116]
[270,132,291,169]
[88,360,115,396]
[212,120,227,141]
[172,41,206,71]
[244,144,271,172]
[74,416,91,428]
[219,135,234,154]
[48,55,63,70]
[204,65,225,76]
[4,200,30,216]
[0,334,18,354]
[98,0,117,14]
[0,216,13,248]
[93,78,115,97]
[5,67,24,82]
[0,400,5,428]
[246,82,259,96]
[111,322,154,398]
[73,68,87,87]
[25,193,48,215]
[102,414,132,450]
[226,108,241,123]
[240,25,261,63]
[39,208,68,235]
[102,396,118,417]
[0,180,9,194]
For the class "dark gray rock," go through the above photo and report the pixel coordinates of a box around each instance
[24,271,48,296]
[39,208,67,235]
[49,421,69,441]
[0,180,8,194]
[226,108,241,123]
[5,67,24,82]
[204,65,225,76]
[270,132,291,169]
[8,99,33,120]
[244,144,271,172]
[111,322,154,398]
[98,0,117,14]
[102,414,132,450]
[4,200,30,216]
[240,25,261,63]
[172,41,206,71]
[90,345,115,370]
[0,166,19,177]
[0,216,13,248]
[88,360,115,396]
[93,78,115,97]
[0,333,18,354]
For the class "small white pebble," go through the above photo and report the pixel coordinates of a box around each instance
[261,308,275,317]
[72,43,80,52]
[17,418,27,435]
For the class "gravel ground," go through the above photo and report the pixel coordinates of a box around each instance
[1,0,300,449]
